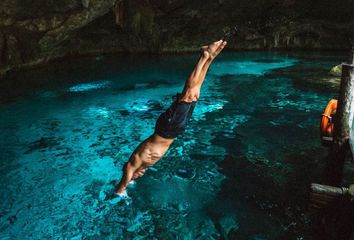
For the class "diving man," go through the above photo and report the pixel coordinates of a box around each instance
[116,40,227,194]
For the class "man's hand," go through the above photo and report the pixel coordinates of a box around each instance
[115,161,139,194]
[115,153,150,194]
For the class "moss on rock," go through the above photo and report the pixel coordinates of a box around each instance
[329,64,342,77]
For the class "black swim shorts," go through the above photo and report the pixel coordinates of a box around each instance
[155,93,196,139]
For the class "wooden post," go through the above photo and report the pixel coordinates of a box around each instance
[311,47,354,240]
[324,46,354,186]
[313,47,354,240]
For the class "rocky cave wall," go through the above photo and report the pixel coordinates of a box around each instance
[1,0,354,75]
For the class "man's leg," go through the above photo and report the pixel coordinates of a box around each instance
[180,40,227,102]
[115,40,227,194]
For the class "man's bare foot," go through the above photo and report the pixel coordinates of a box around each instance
[200,40,227,60]
[208,40,227,60]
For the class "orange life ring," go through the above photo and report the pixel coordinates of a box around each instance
[320,99,337,143]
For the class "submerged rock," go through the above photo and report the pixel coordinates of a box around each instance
[219,215,239,238]
[329,64,342,77]
[266,61,342,91]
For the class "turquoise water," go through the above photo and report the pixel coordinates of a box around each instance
[0,52,342,239]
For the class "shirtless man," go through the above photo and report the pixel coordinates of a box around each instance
[115,40,227,194]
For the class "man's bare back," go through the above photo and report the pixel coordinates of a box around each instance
[116,40,227,194]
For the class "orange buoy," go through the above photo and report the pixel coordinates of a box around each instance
[320,99,337,144]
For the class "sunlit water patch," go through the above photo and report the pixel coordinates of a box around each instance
[0,52,342,239]
[68,80,111,92]
[210,57,298,76]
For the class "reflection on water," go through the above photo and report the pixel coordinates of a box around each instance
[0,52,342,239]
[68,81,111,92]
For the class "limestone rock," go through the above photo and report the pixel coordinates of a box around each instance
[124,0,155,35]
[0,31,4,66]
[4,34,22,66]
[1,0,354,76]
[113,0,124,27]
[38,0,116,53]
[82,0,90,8]
[329,64,342,77]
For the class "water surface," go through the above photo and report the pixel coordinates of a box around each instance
[0,52,342,239]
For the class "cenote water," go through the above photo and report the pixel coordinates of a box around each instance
[0,52,343,239]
